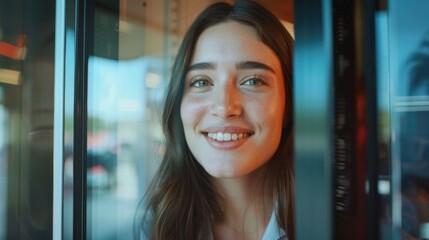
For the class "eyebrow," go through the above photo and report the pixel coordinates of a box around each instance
[188,62,216,71]
[236,61,276,74]
[187,61,276,74]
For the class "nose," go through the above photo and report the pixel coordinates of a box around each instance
[209,84,242,119]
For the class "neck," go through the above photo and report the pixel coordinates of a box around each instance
[212,167,273,240]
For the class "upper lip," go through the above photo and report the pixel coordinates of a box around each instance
[200,125,254,134]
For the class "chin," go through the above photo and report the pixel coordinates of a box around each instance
[205,166,254,179]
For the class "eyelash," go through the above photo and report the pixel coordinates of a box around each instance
[240,75,268,87]
[188,75,268,88]
[189,76,213,88]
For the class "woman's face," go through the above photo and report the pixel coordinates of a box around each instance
[180,21,285,178]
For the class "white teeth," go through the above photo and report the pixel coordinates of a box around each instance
[224,133,231,141]
[206,132,248,141]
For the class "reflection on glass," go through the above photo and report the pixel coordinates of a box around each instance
[86,1,172,238]
[398,36,429,239]
[63,28,76,240]
[0,87,6,239]
[87,54,166,239]
[1,0,55,238]
[387,0,429,239]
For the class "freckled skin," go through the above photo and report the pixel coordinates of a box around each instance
[180,21,285,178]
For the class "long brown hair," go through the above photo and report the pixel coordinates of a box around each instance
[135,1,294,239]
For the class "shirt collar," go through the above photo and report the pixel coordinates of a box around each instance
[261,211,287,240]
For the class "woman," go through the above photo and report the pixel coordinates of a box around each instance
[135,1,294,239]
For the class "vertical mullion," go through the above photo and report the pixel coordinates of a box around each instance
[73,0,94,239]
[73,0,87,235]
[53,0,66,238]
[363,0,379,239]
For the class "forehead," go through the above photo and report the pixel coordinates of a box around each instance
[191,21,280,67]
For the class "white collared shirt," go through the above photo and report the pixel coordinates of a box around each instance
[205,211,287,240]
[141,211,287,240]
[261,211,287,240]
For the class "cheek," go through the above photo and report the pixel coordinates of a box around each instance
[247,95,285,128]
[180,98,205,130]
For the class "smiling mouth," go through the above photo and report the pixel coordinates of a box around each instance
[203,132,252,142]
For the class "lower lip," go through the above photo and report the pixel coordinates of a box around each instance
[203,134,250,150]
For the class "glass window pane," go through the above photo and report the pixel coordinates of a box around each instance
[387,0,429,238]
[86,1,174,238]
[0,0,56,238]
